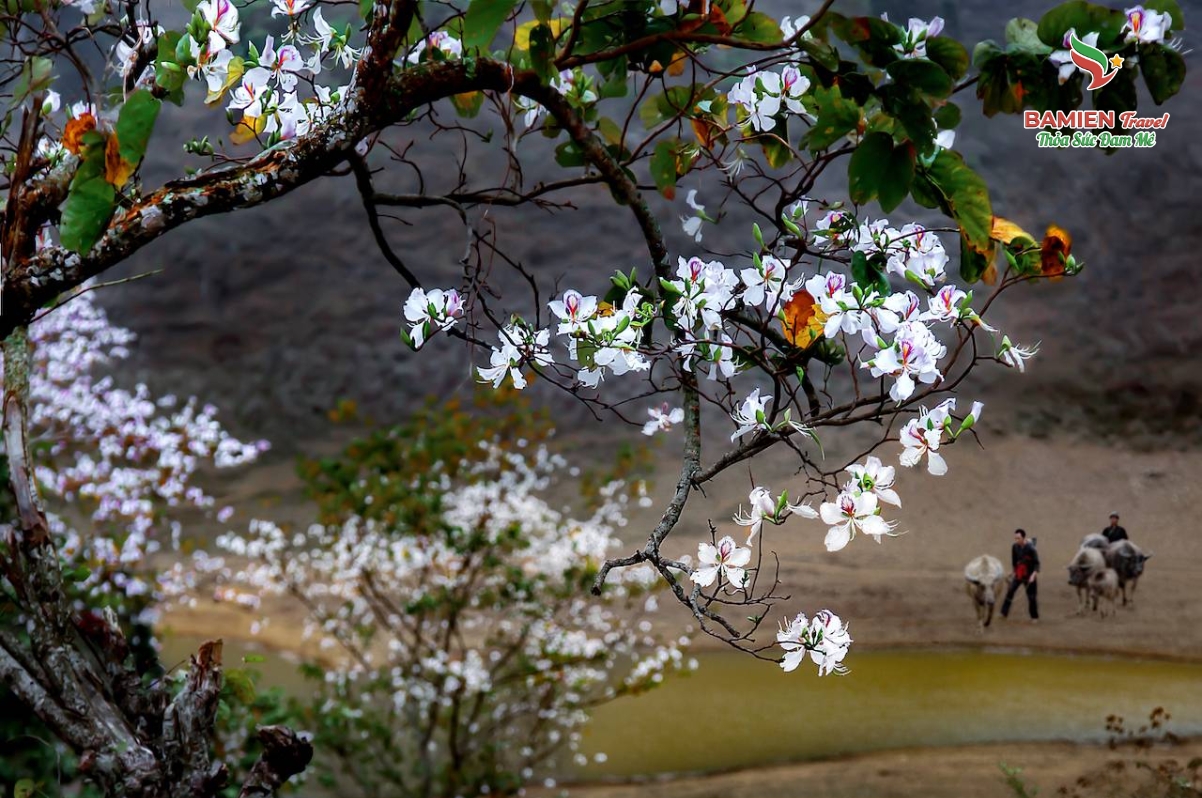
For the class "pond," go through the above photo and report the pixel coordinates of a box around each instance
[158,635,1202,781]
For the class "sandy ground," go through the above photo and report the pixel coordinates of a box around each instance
[160,427,1202,797]
[535,738,1202,798]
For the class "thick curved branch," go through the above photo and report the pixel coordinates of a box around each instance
[0,59,531,338]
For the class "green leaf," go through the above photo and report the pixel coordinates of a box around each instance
[554,141,585,168]
[59,166,117,254]
[1142,0,1184,31]
[734,11,781,43]
[640,85,704,129]
[851,251,890,297]
[463,0,518,50]
[1004,18,1053,55]
[924,36,969,81]
[959,233,992,283]
[847,131,892,205]
[920,149,993,254]
[650,140,678,199]
[529,23,555,83]
[11,56,53,109]
[879,142,916,213]
[1036,1,1126,49]
[224,667,256,703]
[115,90,162,166]
[886,58,953,98]
[1139,43,1186,104]
[933,102,961,130]
[802,85,860,152]
[759,134,792,169]
[14,779,37,798]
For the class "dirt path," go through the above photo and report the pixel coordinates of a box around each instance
[535,739,1202,798]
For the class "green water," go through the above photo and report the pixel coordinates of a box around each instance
[575,649,1202,779]
[159,634,1202,780]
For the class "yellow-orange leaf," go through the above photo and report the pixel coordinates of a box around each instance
[514,18,566,50]
[62,113,96,155]
[989,215,1033,245]
[230,113,267,145]
[779,291,825,350]
[104,134,136,187]
[1040,224,1072,280]
[667,49,688,76]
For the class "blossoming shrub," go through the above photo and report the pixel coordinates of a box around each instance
[0,287,266,797]
[196,392,691,797]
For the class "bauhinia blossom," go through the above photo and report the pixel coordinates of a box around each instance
[692,536,752,589]
[477,324,554,390]
[198,0,240,53]
[845,456,901,507]
[998,336,1039,372]
[862,321,947,403]
[819,490,894,552]
[1049,30,1100,84]
[899,400,956,475]
[733,487,818,545]
[1123,5,1173,44]
[730,387,771,441]
[777,609,852,676]
[403,287,464,348]
[643,403,684,436]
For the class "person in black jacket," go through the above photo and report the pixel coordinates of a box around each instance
[1103,512,1128,543]
[1001,528,1040,621]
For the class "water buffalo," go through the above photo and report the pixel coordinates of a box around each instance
[1088,568,1121,618]
[965,555,1006,631]
[1080,533,1110,550]
[1103,540,1151,606]
[1067,546,1106,614]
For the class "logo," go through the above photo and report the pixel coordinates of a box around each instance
[1068,32,1125,90]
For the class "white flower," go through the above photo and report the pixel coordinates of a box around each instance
[733,487,776,545]
[845,456,901,507]
[935,129,956,150]
[922,285,968,324]
[643,403,684,436]
[740,255,796,311]
[407,30,462,63]
[40,90,61,116]
[1049,30,1099,84]
[998,336,1039,372]
[692,536,751,589]
[735,486,818,545]
[198,0,241,53]
[477,324,554,390]
[885,224,948,287]
[777,609,852,676]
[548,290,598,335]
[669,256,738,331]
[403,287,464,348]
[228,67,271,114]
[680,189,707,243]
[271,0,312,17]
[260,36,305,91]
[1123,5,1173,44]
[899,401,955,475]
[862,320,946,403]
[780,15,813,42]
[894,15,944,58]
[730,388,771,441]
[819,490,894,552]
[777,612,810,672]
[808,610,852,676]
